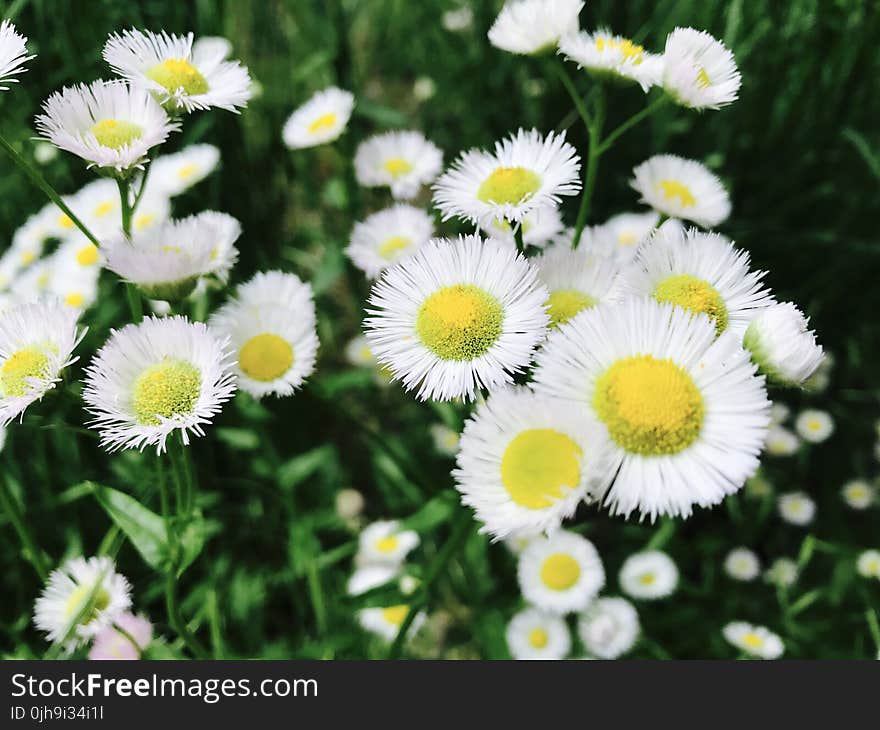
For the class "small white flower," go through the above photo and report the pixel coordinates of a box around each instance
[535,245,620,327]
[764,557,798,588]
[856,549,880,580]
[355,131,443,200]
[769,402,790,426]
[335,488,365,521]
[619,550,679,600]
[357,520,419,566]
[346,204,434,278]
[744,303,824,386]
[442,6,474,33]
[841,480,875,510]
[344,335,376,367]
[585,210,660,263]
[282,86,354,149]
[578,596,639,659]
[724,547,761,581]
[663,28,741,110]
[429,423,460,456]
[346,564,400,596]
[193,210,242,284]
[481,206,564,249]
[0,20,33,90]
[559,29,664,91]
[764,425,799,456]
[146,144,220,196]
[777,491,816,526]
[723,622,783,659]
[412,76,436,102]
[794,409,834,443]
[359,604,425,642]
[506,607,571,659]
[488,0,583,56]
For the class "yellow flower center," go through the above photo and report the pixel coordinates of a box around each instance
[546,289,597,327]
[64,584,110,625]
[90,119,143,150]
[21,251,36,265]
[383,157,413,177]
[377,235,411,260]
[653,274,729,334]
[132,359,201,426]
[540,553,581,591]
[239,334,294,383]
[146,58,209,96]
[76,244,99,267]
[308,112,337,134]
[500,428,582,509]
[639,572,656,585]
[595,36,644,63]
[741,632,764,649]
[382,605,409,626]
[65,292,85,308]
[696,68,711,88]
[528,628,549,649]
[593,355,704,455]
[177,162,198,180]
[94,200,116,218]
[375,535,400,554]
[659,179,697,208]
[135,213,156,230]
[477,166,541,205]
[415,284,503,360]
[0,346,51,397]
[58,213,74,230]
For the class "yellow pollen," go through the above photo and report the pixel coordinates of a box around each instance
[382,605,409,626]
[416,284,503,361]
[617,231,638,246]
[639,572,656,585]
[65,292,85,308]
[1,347,51,397]
[546,289,597,327]
[177,162,198,180]
[595,36,645,64]
[375,535,399,553]
[76,244,99,267]
[593,355,704,456]
[742,633,764,649]
[308,112,337,134]
[659,179,697,208]
[477,166,541,205]
[696,68,711,88]
[500,428,582,509]
[134,213,156,230]
[21,251,36,265]
[58,213,74,230]
[64,584,111,624]
[94,200,115,218]
[383,157,413,177]
[239,334,294,383]
[90,119,143,149]
[653,274,729,334]
[146,58,209,96]
[807,420,821,431]
[540,553,581,591]
[131,359,201,426]
[528,628,549,649]
[377,235,411,260]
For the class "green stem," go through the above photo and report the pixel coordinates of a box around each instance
[207,589,225,659]
[572,86,605,249]
[306,562,327,636]
[115,177,145,322]
[0,132,100,246]
[388,507,473,659]
[554,60,592,129]
[513,224,525,252]
[111,621,145,657]
[597,94,669,154]
[0,475,49,581]
[645,518,676,550]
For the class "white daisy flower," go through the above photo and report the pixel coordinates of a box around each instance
[354,131,443,200]
[103,29,252,113]
[442,6,474,33]
[345,334,376,367]
[0,20,33,90]
[429,423,460,456]
[346,204,435,279]
[777,491,816,526]
[770,402,790,426]
[82,315,236,452]
[195,210,242,284]
[841,480,875,510]
[488,0,583,56]
[33,556,131,650]
[0,300,83,425]
[723,622,783,659]
[764,557,798,588]
[146,144,220,196]
[586,211,660,263]
[506,606,570,659]
[663,28,741,110]
[481,206,564,249]
[518,531,605,614]
[358,604,425,642]
[744,303,824,386]
[536,245,620,327]
[35,80,178,172]
[559,29,664,92]
[364,234,549,401]
[346,564,400,596]
[434,128,580,226]
[619,550,678,600]
[357,520,420,566]
[578,596,640,659]
[282,86,355,150]
[335,488,365,521]
[614,226,774,340]
[532,298,770,520]
[630,154,730,228]
[856,550,880,580]
[724,547,761,581]
[794,409,833,443]
[765,425,799,456]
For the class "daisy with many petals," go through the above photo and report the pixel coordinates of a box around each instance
[488,0,583,56]
[346,204,434,279]
[619,550,678,600]
[578,597,640,659]
[744,303,824,386]
[723,622,783,659]
[282,86,355,150]
[536,245,620,327]
[146,144,220,196]
[354,131,443,200]
[506,607,571,659]
[663,28,741,110]
[559,29,663,92]
[0,20,33,90]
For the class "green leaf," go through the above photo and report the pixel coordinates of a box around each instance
[215,427,260,451]
[278,445,337,491]
[90,483,170,571]
[178,518,221,576]
[401,491,457,532]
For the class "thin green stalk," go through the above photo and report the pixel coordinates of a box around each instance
[169,435,196,516]
[572,86,605,248]
[306,562,327,636]
[0,132,99,245]
[865,608,880,651]
[513,224,525,252]
[116,178,133,236]
[553,60,592,129]
[0,475,49,581]
[206,589,225,659]
[112,620,146,657]
[645,518,677,550]
[597,94,669,153]
[115,177,145,321]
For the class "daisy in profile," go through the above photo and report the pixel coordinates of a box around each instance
[532,298,770,520]
[89,612,153,660]
[619,550,678,600]
[856,550,880,580]
[0,300,84,425]
[0,20,33,90]
[429,423,460,456]
[723,622,783,659]
[82,315,236,452]
[578,596,640,659]
[777,491,816,526]
[744,303,823,386]
[517,531,605,614]
[614,226,773,339]
[103,29,252,113]
[359,604,425,642]
[194,210,242,284]
[488,0,583,56]
[209,271,317,399]
[434,128,580,226]
[506,607,571,660]
[364,235,549,401]
[34,556,131,651]
[345,334,376,367]
[663,28,741,110]
[356,520,420,566]
[630,154,730,228]
[36,80,178,173]
[764,557,798,588]
[354,131,443,200]
[587,211,660,262]
[346,564,400,596]
[346,204,434,278]
[454,387,612,538]
[724,547,760,581]
[794,409,834,443]
[559,29,663,91]
[482,207,563,249]
[536,246,619,327]
[147,144,220,196]
[764,425,799,456]
[841,479,875,510]
[282,86,355,150]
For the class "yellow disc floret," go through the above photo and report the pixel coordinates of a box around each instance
[1,347,51,397]
[658,179,696,208]
[64,583,110,625]
[239,334,294,383]
[653,274,728,334]
[416,284,503,360]
[375,535,399,554]
[146,58,209,96]
[90,119,143,150]
[377,236,411,260]
[540,553,581,591]
[477,166,541,205]
[382,605,409,626]
[132,359,201,426]
[308,112,337,134]
[741,632,764,650]
[528,628,548,648]
[596,36,645,64]
[383,157,413,177]
[76,244,100,267]
[500,428,582,509]
[593,355,704,455]
[546,289,597,327]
